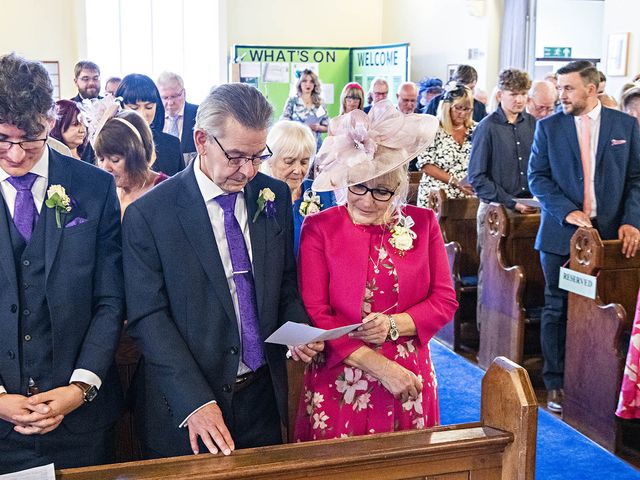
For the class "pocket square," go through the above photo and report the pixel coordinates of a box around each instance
[611,139,626,146]
[65,216,87,228]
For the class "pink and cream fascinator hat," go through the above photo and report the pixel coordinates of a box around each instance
[312,99,438,192]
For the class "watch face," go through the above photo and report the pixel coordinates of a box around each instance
[390,329,400,341]
[85,385,98,403]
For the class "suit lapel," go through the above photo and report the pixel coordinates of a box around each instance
[177,166,236,323]
[44,149,72,280]
[595,107,612,168]
[562,113,582,165]
[244,180,266,317]
[0,194,18,292]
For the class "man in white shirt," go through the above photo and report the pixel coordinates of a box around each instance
[0,53,124,473]
[123,83,322,459]
[157,71,198,156]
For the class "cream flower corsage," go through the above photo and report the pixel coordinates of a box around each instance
[388,214,416,255]
[299,189,323,216]
[253,187,277,222]
[45,185,72,228]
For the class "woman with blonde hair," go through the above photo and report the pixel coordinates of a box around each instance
[339,82,365,114]
[416,83,476,208]
[281,69,329,150]
[293,101,457,441]
[264,120,336,255]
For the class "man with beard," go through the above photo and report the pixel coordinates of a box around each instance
[71,61,102,102]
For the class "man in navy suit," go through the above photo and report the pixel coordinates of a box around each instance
[529,60,640,413]
[0,54,124,473]
[158,71,198,157]
[123,83,323,459]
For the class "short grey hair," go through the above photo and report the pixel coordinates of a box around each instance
[0,53,55,137]
[157,71,184,90]
[195,83,273,138]
[371,78,389,91]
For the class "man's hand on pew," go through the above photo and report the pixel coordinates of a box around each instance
[288,342,324,363]
[618,224,640,258]
[514,203,538,214]
[564,210,593,228]
[187,402,235,456]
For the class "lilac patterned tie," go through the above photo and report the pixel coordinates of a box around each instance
[215,192,265,371]
[7,173,39,242]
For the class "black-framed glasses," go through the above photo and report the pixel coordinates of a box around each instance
[348,183,396,202]
[0,138,47,152]
[211,135,272,168]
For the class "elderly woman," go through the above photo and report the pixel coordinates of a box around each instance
[264,120,336,255]
[50,99,87,159]
[416,83,475,208]
[281,69,329,150]
[115,74,184,176]
[95,109,168,215]
[339,82,365,114]
[293,101,458,441]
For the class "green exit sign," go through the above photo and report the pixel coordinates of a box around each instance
[544,47,572,59]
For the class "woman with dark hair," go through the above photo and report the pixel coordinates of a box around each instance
[94,110,168,215]
[50,99,87,159]
[115,74,184,176]
[281,69,329,150]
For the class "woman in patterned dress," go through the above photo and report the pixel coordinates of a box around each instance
[294,101,458,441]
[416,83,476,208]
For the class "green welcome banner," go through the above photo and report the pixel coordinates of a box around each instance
[232,43,409,120]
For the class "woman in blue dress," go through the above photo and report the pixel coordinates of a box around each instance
[263,120,336,255]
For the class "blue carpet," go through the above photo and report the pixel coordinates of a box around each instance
[431,340,640,479]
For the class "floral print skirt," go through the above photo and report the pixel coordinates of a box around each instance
[293,338,439,442]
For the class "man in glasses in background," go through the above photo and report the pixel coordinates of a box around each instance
[71,60,102,102]
[157,71,199,158]
[122,83,323,460]
[396,82,420,114]
[526,80,557,121]
[0,53,124,474]
[364,77,390,113]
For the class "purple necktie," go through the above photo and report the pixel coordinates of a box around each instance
[215,193,265,371]
[7,173,39,242]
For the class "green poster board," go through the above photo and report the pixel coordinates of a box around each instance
[350,43,410,99]
[233,45,351,120]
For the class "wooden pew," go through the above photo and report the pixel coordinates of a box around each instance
[407,171,422,206]
[477,204,544,370]
[428,188,480,351]
[563,227,640,452]
[57,357,537,480]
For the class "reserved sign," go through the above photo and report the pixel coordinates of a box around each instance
[559,267,597,299]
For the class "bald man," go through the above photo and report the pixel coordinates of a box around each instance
[396,82,420,114]
[526,80,557,120]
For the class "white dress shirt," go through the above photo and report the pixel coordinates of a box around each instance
[574,101,601,218]
[164,105,185,140]
[180,156,256,427]
[0,147,101,394]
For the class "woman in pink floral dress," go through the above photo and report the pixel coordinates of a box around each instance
[294,101,458,441]
[616,288,640,419]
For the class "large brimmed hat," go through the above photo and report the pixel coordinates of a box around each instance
[312,100,438,192]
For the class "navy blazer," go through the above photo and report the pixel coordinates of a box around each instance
[122,165,309,456]
[528,107,640,255]
[180,102,198,154]
[0,148,124,436]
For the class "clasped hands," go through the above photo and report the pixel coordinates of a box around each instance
[565,211,639,258]
[0,385,84,435]
[187,341,324,456]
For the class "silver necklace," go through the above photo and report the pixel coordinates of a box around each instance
[369,230,387,274]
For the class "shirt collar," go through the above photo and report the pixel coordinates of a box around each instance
[495,105,525,124]
[165,106,185,119]
[582,100,602,121]
[0,145,50,182]
[194,155,234,202]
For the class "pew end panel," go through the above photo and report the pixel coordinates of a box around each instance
[57,359,537,480]
[564,227,640,452]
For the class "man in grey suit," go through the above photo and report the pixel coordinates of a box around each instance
[123,83,322,459]
[0,53,124,473]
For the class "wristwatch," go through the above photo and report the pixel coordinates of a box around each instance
[71,381,98,403]
[387,315,399,341]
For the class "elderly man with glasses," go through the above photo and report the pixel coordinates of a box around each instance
[157,71,199,157]
[122,82,323,460]
[526,80,557,121]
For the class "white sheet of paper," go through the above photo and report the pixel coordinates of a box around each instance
[265,321,362,346]
[0,463,55,480]
[240,62,260,78]
[512,197,541,208]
